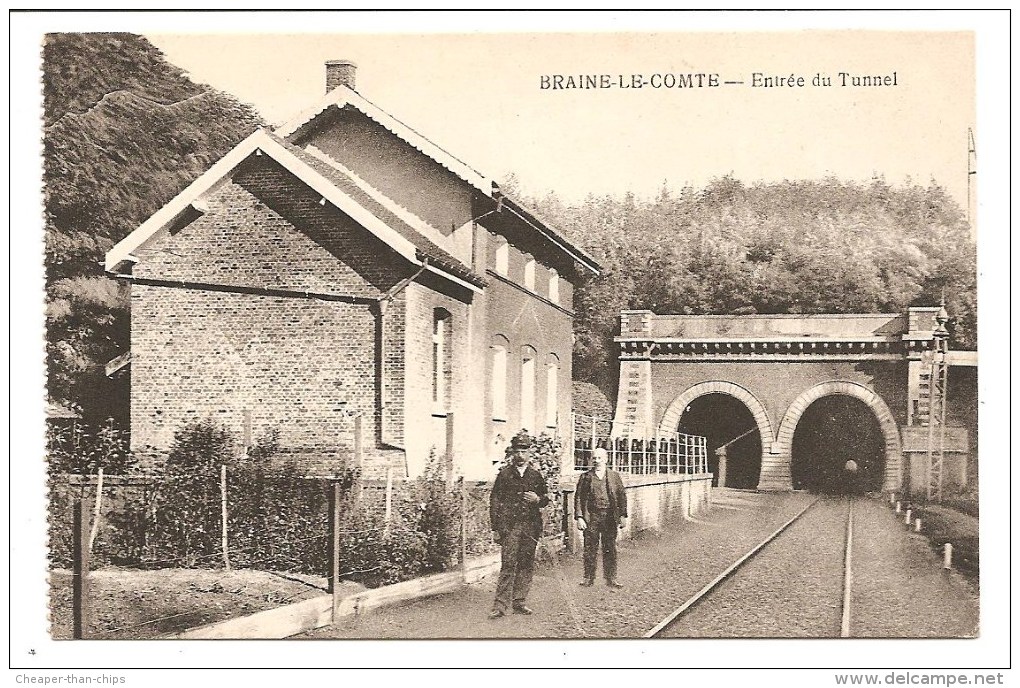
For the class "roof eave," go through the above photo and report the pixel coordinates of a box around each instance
[501,196,602,276]
[106,129,482,294]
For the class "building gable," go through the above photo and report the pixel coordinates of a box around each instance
[133,156,410,298]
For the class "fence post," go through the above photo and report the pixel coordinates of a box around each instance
[445,412,455,486]
[460,478,468,580]
[87,468,104,552]
[330,481,341,619]
[384,467,393,538]
[72,497,90,639]
[354,414,364,471]
[220,464,230,570]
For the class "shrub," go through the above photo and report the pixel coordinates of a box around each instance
[337,509,427,587]
[47,420,134,475]
[406,452,462,573]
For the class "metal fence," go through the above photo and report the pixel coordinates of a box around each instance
[571,412,708,475]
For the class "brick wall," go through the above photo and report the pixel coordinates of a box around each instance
[129,157,414,477]
[648,360,908,433]
[402,281,472,478]
[302,109,477,265]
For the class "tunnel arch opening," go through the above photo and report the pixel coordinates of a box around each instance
[790,394,885,494]
[677,393,762,489]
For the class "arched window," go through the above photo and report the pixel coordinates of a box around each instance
[545,354,560,429]
[491,335,509,421]
[548,268,559,304]
[523,258,536,291]
[520,346,537,433]
[433,309,452,411]
[495,239,509,276]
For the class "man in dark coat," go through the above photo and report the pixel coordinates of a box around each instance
[488,431,550,619]
[574,447,628,588]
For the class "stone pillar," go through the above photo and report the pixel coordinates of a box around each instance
[614,310,656,437]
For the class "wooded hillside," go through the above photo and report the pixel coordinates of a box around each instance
[510,176,976,392]
[43,33,264,419]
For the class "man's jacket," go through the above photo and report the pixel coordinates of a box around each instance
[490,465,550,538]
[574,469,628,525]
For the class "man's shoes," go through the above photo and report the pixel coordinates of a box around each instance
[488,609,506,620]
[512,604,534,615]
[606,580,624,589]
[579,579,595,587]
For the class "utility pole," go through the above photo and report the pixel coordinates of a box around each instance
[925,300,950,502]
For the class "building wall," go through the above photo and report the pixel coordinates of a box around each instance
[402,280,473,478]
[129,158,414,476]
[302,109,476,265]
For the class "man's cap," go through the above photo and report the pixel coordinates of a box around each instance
[510,431,533,449]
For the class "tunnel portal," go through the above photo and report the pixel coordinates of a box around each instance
[677,393,762,489]
[790,394,885,494]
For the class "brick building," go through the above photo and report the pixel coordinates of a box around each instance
[106,61,599,480]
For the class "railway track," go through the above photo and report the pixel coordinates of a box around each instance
[647,495,856,638]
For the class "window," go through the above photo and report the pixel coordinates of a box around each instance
[520,346,536,433]
[495,239,509,276]
[548,268,559,304]
[491,337,508,421]
[432,309,451,411]
[545,355,559,428]
[523,259,536,291]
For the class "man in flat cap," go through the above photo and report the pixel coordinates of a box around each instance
[488,430,550,619]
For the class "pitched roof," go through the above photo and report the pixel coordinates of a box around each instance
[276,86,493,195]
[272,134,483,288]
[105,129,484,292]
[276,85,600,275]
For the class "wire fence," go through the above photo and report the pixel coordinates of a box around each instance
[51,468,510,639]
[571,412,709,475]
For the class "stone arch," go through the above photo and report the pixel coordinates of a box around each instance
[658,382,775,487]
[775,381,902,492]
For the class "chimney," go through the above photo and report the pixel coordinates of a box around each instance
[325,59,357,92]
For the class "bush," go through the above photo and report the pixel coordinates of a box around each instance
[337,509,427,587]
[405,453,462,573]
[47,420,134,475]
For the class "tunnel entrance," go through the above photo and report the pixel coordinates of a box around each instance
[677,393,762,489]
[791,394,885,494]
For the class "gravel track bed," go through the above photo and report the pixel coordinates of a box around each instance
[297,489,815,639]
[659,496,849,638]
[849,498,978,638]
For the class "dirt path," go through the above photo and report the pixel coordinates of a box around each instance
[850,498,979,638]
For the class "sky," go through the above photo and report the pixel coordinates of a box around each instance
[146,30,976,211]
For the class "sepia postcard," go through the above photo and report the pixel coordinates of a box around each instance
[10,9,1011,681]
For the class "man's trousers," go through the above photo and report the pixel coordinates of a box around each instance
[582,509,618,582]
[493,522,539,612]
